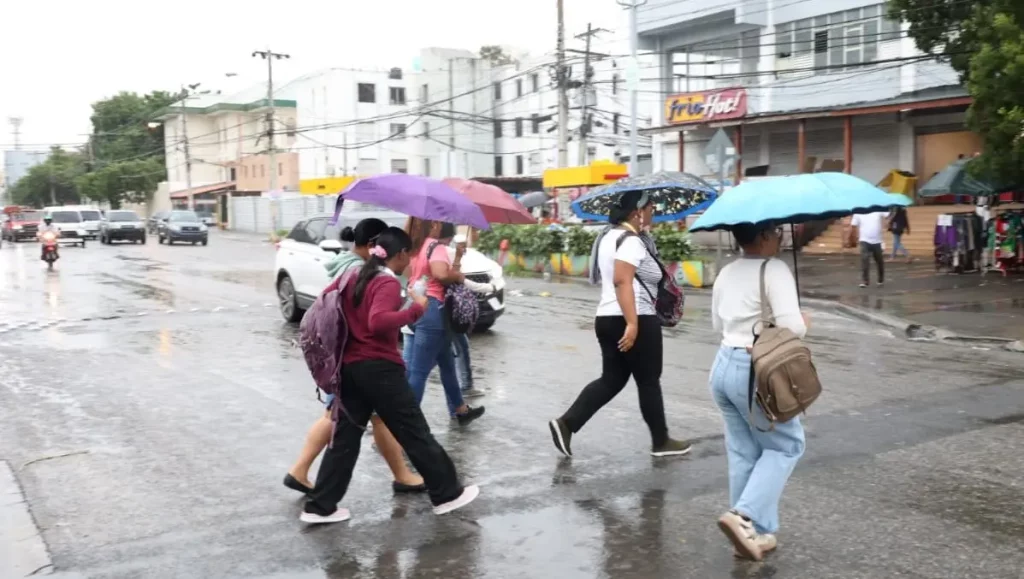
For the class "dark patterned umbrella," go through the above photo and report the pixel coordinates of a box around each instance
[570,171,718,223]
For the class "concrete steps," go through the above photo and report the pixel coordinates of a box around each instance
[802,205,974,256]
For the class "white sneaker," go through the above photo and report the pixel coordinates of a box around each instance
[734,533,777,559]
[433,484,480,515]
[717,510,763,561]
[300,507,352,525]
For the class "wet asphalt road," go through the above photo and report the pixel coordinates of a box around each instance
[1,232,1023,579]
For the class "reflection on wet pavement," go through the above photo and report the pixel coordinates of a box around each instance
[1,233,1023,578]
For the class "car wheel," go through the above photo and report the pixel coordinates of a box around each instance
[140,235,146,245]
[277,275,303,323]
[473,320,495,333]
[201,239,208,246]
[167,238,174,245]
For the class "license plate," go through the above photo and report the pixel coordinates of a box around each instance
[487,297,502,310]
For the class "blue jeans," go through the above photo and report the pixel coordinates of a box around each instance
[891,233,909,258]
[405,298,465,416]
[709,346,805,535]
[452,333,473,392]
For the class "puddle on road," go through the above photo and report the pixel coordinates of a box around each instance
[92,273,175,306]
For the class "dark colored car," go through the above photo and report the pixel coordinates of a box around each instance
[99,210,146,244]
[148,211,168,234]
[157,210,209,245]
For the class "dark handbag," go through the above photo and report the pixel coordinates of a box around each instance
[615,232,684,327]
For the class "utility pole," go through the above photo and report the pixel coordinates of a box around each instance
[617,0,647,176]
[575,23,607,166]
[253,48,291,236]
[178,87,194,210]
[448,58,457,176]
[556,0,569,168]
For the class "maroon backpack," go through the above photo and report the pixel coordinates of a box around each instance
[298,269,359,442]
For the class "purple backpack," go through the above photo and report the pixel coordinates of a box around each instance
[427,242,479,334]
[298,269,359,440]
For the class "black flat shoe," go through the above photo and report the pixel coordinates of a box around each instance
[392,481,428,493]
[283,473,313,495]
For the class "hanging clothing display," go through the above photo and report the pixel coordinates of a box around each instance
[934,212,983,273]
[986,210,1024,275]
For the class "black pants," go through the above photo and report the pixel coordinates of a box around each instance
[560,315,669,447]
[859,241,884,284]
[305,359,463,515]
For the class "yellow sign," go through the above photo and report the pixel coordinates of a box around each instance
[299,176,358,195]
[542,160,628,189]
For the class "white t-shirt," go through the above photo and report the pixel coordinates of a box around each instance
[712,257,807,349]
[595,229,661,317]
[851,212,887,245]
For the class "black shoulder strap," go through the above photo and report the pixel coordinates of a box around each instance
[426,241,440,260]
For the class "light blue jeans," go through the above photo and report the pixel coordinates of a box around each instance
[452,332,473,393]
[891,233,909,258]
[403,298,465,416]
[709,346,805,535]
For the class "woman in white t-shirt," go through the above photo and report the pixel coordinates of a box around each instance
[710,222,808,561]
[548,190,692,458]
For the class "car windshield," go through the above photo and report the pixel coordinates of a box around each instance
[50,211,81,223]
[108,211,139,222]
[79,210,101,221]
[169,211,198,223]
[12,211,41,221]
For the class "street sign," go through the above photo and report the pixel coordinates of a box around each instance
[703,129,738,174]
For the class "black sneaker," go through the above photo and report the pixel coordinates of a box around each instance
[651,438,692,457]
[549,418,573,457]
[456,405,485,426]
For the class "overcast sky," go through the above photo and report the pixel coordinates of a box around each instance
[1,0,629,151]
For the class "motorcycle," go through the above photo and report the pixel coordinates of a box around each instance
[41,232,59,270]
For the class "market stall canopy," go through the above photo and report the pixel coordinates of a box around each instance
[918,158,1010,198]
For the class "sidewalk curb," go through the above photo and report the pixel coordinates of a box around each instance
[802,298,1024,353]
[1,460,53,577]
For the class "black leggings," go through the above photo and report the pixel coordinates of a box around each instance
[305,359,463,515]
[560,315,669,447]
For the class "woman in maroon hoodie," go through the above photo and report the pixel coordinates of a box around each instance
[302,227,480,524]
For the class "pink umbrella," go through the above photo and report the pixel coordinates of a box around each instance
[442,178,537,225]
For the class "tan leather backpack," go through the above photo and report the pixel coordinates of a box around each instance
[749,260,822,427]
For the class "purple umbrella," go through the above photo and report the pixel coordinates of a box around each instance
[330,174,490,230]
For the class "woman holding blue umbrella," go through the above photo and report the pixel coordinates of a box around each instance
[708,222,807,561]
[690,172,910,560]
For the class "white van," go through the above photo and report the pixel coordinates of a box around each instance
[61,205,103,239]
[42,206,88,247]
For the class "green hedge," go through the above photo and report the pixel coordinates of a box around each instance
[477,224,694,262]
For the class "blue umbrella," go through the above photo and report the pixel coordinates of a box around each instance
[689,172,911,294]
[689,172,910,232]
[571,171,718,223]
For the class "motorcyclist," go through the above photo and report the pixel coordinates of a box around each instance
[37,216,60,260]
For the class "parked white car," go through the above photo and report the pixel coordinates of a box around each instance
[274,212,507,329]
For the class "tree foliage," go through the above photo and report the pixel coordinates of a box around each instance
[10,147,87,207]
[890,0,1024,183]
[7,91,175,208]
[480,45,515,66]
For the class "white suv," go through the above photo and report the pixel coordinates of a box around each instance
[274,212,507,330]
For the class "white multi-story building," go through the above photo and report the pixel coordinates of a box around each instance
[637,0,972,185]
[154,42,658,215]
[154,84,299,211]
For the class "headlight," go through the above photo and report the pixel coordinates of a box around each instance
[198,224,208,232]
[169,224,182,231]
[489,265,506,290]
[12,225,22,230]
